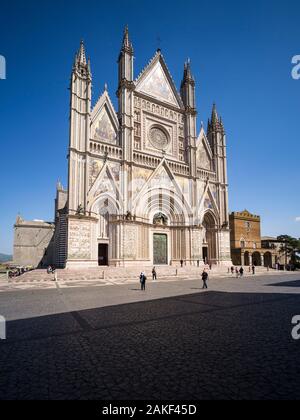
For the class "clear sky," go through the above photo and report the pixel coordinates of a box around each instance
[0,0,299,255]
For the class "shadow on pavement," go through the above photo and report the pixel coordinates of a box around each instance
[268,279,300,288]
[0,290,300,400]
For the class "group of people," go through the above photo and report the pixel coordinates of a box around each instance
[140,267,210,291]
[139,267,157,291]
[229,265,256,278]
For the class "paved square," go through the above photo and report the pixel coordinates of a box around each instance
[0,272,300,400]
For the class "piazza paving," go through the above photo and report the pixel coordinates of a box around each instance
[0,271,300,400]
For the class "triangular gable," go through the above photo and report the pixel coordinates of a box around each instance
[91,90,119,144]
[88,162,123,204]
[198,181,219,219]
[133,158,192,215]
[196,126,213,171]
[135,52,183,109]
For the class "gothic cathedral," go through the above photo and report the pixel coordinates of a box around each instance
[55,28,232,269]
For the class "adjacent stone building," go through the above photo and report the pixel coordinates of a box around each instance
[229,210,278,267]
[13,216,55,267]
[261,237,288,267]
[14,28,233,269]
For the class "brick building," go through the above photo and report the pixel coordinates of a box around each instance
[229,210,278,267]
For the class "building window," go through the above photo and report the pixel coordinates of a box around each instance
[240,240,246,249]
[245,221,251,232]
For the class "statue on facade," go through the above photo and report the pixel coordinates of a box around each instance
[153,213,168,226]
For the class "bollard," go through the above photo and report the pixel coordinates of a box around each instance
[0,315,6,340]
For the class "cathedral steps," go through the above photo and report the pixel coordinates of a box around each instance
[13,265,272,283]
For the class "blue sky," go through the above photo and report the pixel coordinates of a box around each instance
[0,0,299,254]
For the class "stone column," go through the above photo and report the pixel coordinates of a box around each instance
[241,253,245,266]
[249,253,253,267]
[271,254,275,269]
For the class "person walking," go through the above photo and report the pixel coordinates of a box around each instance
[152,267,157,281]
[252,265,256,275]
[239,267,244,278]
[231,266,235,276]
[202,270,209,290]
[140,272,147,291]
[180,259,184,268]
[236,267,239,278]
[52,268,58,282]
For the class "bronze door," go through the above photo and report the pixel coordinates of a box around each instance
[153,234,168,265]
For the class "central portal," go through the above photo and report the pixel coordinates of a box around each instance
[98,244,108,266]
[153,233,168,265]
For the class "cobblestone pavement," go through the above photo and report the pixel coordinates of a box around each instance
[0,273,300,400]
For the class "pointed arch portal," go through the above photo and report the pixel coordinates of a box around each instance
[203,212,217,264]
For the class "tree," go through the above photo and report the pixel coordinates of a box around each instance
[277,235,300,267]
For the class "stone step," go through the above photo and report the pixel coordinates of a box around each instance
[15,265,272,283]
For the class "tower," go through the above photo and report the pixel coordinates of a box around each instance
[68,40,92,214]
[117,26,135,211]
[207,103,230,229]
[66,41,98,269]
[180,60,197,204]
[117,26,134,159]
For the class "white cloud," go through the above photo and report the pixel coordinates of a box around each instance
[295,217,300,222]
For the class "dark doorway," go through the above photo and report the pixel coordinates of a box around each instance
[98,244,108,266]
[153,234,168,265]
[252,252,261,267]
[244,251,250,266]
[203,247,208,264]
[264,252,272,268]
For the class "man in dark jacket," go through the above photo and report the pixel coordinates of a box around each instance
[140,272,147,291]
[202,270,209,290]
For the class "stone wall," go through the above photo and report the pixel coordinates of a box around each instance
[13,218,55,268]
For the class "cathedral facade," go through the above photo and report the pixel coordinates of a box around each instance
[53,28,232,269]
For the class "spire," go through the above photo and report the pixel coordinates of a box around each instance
[77,40,87,65]
[180,59,196,110]
[208,103,224,133]
[211,103,219,124]
[121,25,134,55]
[182,58,195,84]
[118,26,134,86]
[72,40,91,79]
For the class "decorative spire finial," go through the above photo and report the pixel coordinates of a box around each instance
[121,25,133,54]
[211,103,219,124]
[77,40,87,65]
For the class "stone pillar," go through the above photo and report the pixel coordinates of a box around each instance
[249,253,253,267]
[241,253,245,266]
[261,254,265,267]
[271,254,275,269]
